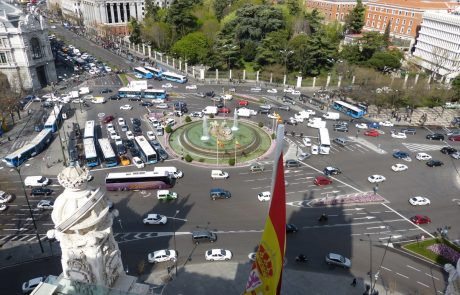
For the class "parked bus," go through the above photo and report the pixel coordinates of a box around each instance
[44,105,63,132]
[118,87,142,98]
[134,67,153,79]
[161,71,187,84]
[3,129,53,167]
[144,66,162,78]
[83,120,96,140]
[318,127,331,155]
[134,136,158,164]
[105,171,175,191]
[83,138,99,167]
[332,101,366,119]
[143,89,167,99]
[98,138,118,167]
[34,110,47,132]
[68,130,79,166]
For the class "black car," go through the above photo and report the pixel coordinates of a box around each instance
[153,76,163,81]
[158,148,169,160]
[31,188,53,196]
[128,97,142,101]
[124,139,134,148]
[426,160,444,167]
[116,144,126,156]
[285,159,301,168]
[283,119,297,126]
[140,101,153,107]
[333,125,349,132]
[133,125,142,135]
[209,188,231,200]
[400,127,416,135]
[259,108,270,114]
[130,147,141,158]
[131,118,141,126]
[426,133,445,141]
[282,95,295,105]
[150,140,161,149]
[216,102,224,109]
[100,88,112,94]
[205,91,215,97]
[324,167,341,175]
[440,147,457,155]
[286,223,298,233]
[109,95,122,100]
[278,105,291,111]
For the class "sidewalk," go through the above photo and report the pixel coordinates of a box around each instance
[143,262,406,295]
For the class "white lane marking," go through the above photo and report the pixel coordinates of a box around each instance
[343,208,365,211]
[353,216,375,220]
[396,272,409,279]
[417,281,430,288]
[407,265,421,272]
[382,203,435,238]
[425,273,440,281]
[301,218,405,229]
[381,266,392,272]
[366,226,387,230]
[395,229,407,232]
[370,211,381,214]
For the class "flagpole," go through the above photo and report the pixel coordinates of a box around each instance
[216,139,219,167]
[271,124,285,193]
[234,138,236,166]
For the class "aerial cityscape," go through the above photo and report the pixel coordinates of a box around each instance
[0,0,460,294]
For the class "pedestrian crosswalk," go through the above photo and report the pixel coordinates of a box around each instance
[402,142,445,153]
[287,136,375,155]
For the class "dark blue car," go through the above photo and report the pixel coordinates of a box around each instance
[393,151,409,159]
[368,122,380,129]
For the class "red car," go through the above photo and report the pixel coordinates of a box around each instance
[102,115,114,124]
[410,215,431,225]
[218,107,231,114]
[448,135,460,141]
[239,100,249,106]
[314,176,332,186]
[364,129,380,137]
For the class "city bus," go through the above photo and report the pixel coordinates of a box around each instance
[68,130,79,166]
[3,129,53,167]
[134,67,153,79]
[161,71,187,84]
[105,171,175,191]
[143,89,167,99]
[98,138,118,167]
[144,66,162,78]
[83,138,99,167]
[83,120,96,140]
[44,105,63,132]
[118,87,142,98]
[318,127,331,155]
[134,136,158,164]
[332,101,366,119]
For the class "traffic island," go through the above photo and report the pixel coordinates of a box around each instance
[402,238,460,265]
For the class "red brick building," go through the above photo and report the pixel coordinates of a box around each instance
[305,0,364,22]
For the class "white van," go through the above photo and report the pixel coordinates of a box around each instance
[202,106,218,115]
[157,190,178,200]
[323,112,340,120]
[307,119,326,129]
[91,97,106,104]
[79,87,90,95]
[211,170,229,179]
[24,176,50,187]
[154,167,184,178]
[237,108,252,118]
[221,94,233,100]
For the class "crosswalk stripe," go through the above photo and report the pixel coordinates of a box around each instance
[402,143,444,152]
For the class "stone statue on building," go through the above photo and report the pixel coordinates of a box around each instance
[445,258,460,295]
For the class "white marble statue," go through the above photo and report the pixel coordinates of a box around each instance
[445,258,460,295]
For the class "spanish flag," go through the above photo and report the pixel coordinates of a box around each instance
[244,125,286,295]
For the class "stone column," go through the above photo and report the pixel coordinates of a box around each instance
[166,56,169,65]
[326,74,331,88]
[185,63,188,73]
[216,69,219,81]
[142,43,145,55]
[338,76,342,88]
[137,43,140,52]
[154,51,157,60]
[403,73,409,88]
[229,70,232,80]
[123,3,128,22]
[243,70,246,80]
[101,3,107,23]
[110,3,115,23]
[148,46,151,58]
[312,77,316,88]
[270,73,273,84]
[296,76,302,88]
[172,58,175,68]
[192,67,195,77]
[414,74,419,85]
[283,75,286,86]
[160,54,163,63]
[200,69,205,80]
[351,76,355,84]
[116,3,121,23]
[179,59,182,71]
[256,71,259,82]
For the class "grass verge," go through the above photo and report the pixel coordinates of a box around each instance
[403,238,460,265]
[118,73,129,86]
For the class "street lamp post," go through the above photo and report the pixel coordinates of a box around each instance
[279,49,294,78]
[173,210,180,276]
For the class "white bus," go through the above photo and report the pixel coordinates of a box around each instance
[98,138,118,167]
[318,127,331,155]
[134,136,158,164]
[118,87,142,98]
[161,71,187,84]
[84,120,96,139]
[134,67,153,79]
[44,105,63,132]
[84,138,99,167]
[144,66,162,78]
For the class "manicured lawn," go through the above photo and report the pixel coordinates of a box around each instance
[118,73,129,86]
[403,238,460,265]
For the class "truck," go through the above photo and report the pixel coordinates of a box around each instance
[91,96,106,104]
[153,166,184,179]
[322,112,340,120]
[79,87,91,95]
[307,118,326,129]
[202,106,218,115]
[211,170,229,179]
[70,91,79,99]
[236,108,253,118]
[294,111,311,122]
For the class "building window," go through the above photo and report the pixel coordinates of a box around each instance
[383,24,386,29]
[409,20,413,26]
[396,18,400,24]
[379,15,382,20]
[336,13,339,19]
[412,12,415,17]
[384,16,388,21]
[373,14,376,19]
[394,26,398,32]
[0,52,7,64]
[366,20,370,26]
[372,21,375,27]
[30,37,42,59]
[400,26,405,33]
[399,10,402,15]
[377,23,381,29]
[368,13,371,18]
[407,28,411,34]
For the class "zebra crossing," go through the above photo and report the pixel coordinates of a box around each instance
[288,136,374,154]
[401,142,446,153]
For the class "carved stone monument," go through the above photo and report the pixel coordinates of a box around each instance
[445,259,460,295]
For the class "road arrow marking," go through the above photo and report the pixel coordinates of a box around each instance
[366,226,387,229]
[353,216,375,220]
[344,208,365,211]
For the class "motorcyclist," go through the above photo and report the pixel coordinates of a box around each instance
[319,213,328,221]
[297,254,307,261]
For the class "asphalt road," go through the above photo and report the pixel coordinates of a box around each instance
[0,32,459,295]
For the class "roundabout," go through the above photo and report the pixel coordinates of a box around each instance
[168,118,273,165]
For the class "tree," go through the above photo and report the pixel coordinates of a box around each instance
[451,75,460,101]
[340,44,362,64]
[383,21,391,48]
[145,0,160,20]
[214,0,230,21]
[304,9,322,35]
[287,0,301,15]
[128,18,142,45]
[367,51,401,71]
[141,20,173,51]
[360,31,385,60]
[344,0,365,34]
[171,32,210,64]
[255,30,289,66]
[166,0,200,38]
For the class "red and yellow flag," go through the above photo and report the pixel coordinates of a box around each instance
[244,129,286,294]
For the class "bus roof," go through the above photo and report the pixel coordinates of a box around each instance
[83,138,97,157]
[4,143,35,160]
[318,127,331,145]
[144,89,166,93]
[98,138,115,158]
[106,170,169,178]
[161,71,186,78]
[44,105,62,126]
[134,136,156,156]
[334,101,363,113]
[144,66,161,73]
[84,120,95,139]
[118,87,143,92]
[134,67,151,74]
[30,129,52,145]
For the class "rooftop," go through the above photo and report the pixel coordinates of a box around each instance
[368,0,460,9]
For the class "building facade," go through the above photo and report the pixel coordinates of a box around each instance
[412,9,460,81]
[305,0,363,22]
[0,1,57,92]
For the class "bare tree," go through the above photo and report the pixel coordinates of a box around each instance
[428,47,460,82]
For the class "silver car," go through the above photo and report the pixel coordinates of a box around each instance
[250,163,265,172]
[325,253,351,268]
[451,151,460,159]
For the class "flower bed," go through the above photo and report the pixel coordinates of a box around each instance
[427,244,460,264]
[404,238,460,265]
[309,192,385,207]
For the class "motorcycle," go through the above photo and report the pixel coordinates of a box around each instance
[318,214,328,222]
[295,255,308,263]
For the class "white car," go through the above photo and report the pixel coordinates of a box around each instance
[409,196,431,206]
[135,73,143,78]
[292,90,301,95]
[106,123,115,132]
[304,109,316,116]
[143,213,167,225]
[298,151,310,161]
[368,175,386,183]
[37,200,54,210]
[302,137,312,147]
[147,131,156,141]
[126,131,135,140]
[0,204,7,211]
[162,83,173,88]
[118,118,125,126]
[284,88,294,93]
[120,104,132,110]
[156,103,169,109]
[267,113,277,119]
[380,121,394,127]
[355,123,368,129]
[311,145,319,155]
[258,191,271,202]
[104,66,112,72]
[22,277,45,293]
[391,132,407,139]
[416,152,432,161]
[250,87,262,92]
[148,249,177,264]
[186,84,197,90]
[109,130,118,140]
[205,249,232,261]
[190,111,204,118]
[132,156,144,168]
[165,118,175,126]
[72,98,84,104]
[0,191,13,204]
[267,88,277,94]
[391,163,408,172]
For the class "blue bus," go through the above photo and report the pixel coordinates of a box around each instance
[143,89,167,99]
[118,87,142,98]
[144,66,162,78]
[84,120,96,140]
[83,138,99,167]
[134,67,153,79]
[332,101,365,119]
[3,129,53,167]
[161,71,187,84]
[44,105,63,132]
[98,138,118,167]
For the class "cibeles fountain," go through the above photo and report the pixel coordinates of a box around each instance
[41,165,149,294]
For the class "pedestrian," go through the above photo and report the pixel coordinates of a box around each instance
[351,278,357,287]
